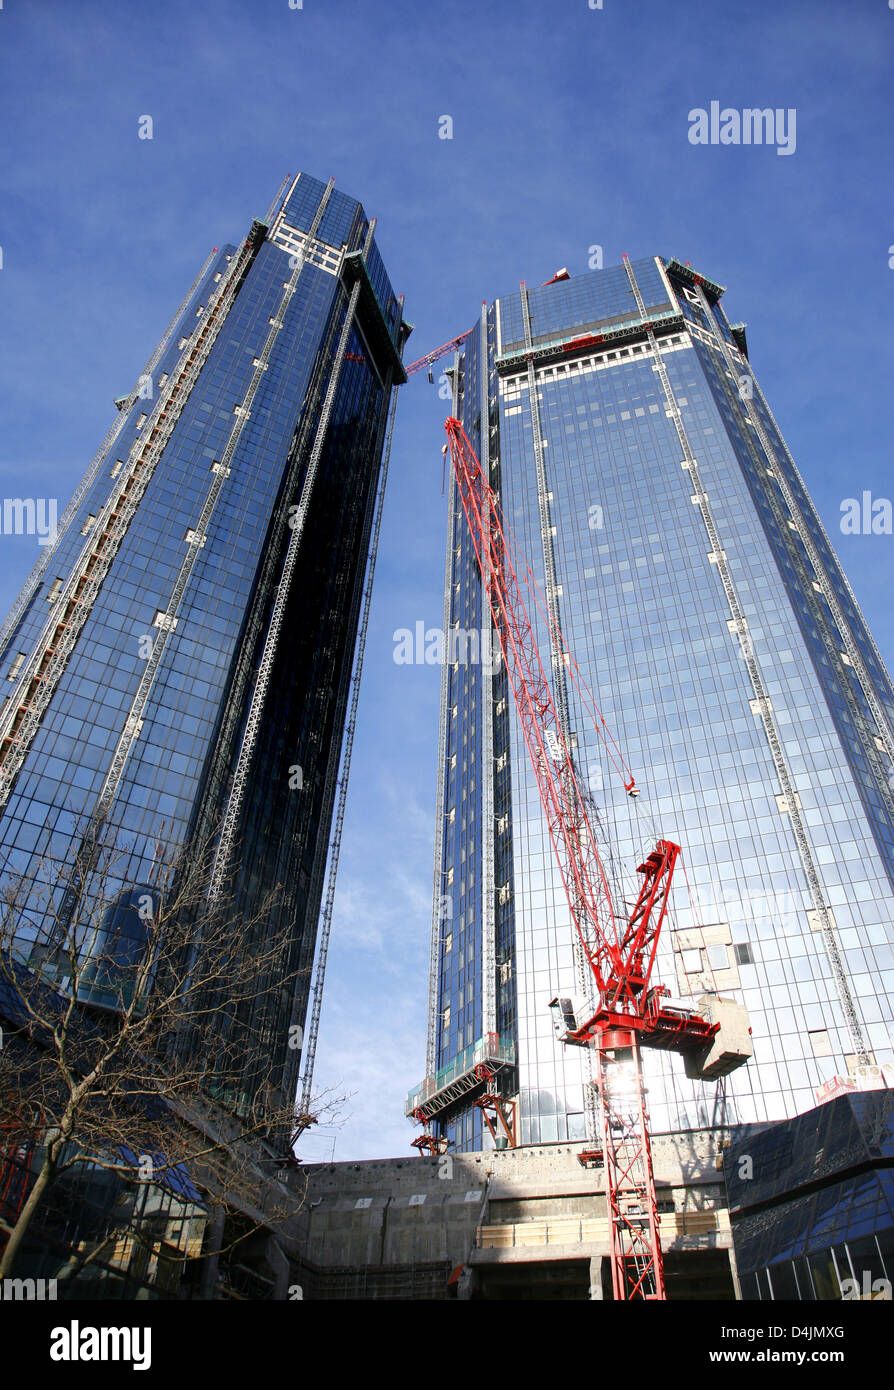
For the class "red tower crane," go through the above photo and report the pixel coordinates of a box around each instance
[404,331,473,381]
[402,271,573,380]
[443,416,749,1301]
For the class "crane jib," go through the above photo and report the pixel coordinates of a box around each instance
[445,416,678,1010]
[443,412,751,1303]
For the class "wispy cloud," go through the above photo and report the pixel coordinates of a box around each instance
[2,0,892,1164]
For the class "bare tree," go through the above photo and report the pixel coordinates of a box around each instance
[0,820,338,1292]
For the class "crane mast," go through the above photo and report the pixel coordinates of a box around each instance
[444,416,742,1301]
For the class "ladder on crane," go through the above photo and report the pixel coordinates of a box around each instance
[443,416,749,1301]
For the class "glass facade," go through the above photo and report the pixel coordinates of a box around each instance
[725,1091,894,1300]
[0,1132,207,1299]
[0,171,406,1109]
[426,256,894,1152]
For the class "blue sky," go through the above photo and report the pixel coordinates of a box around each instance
[1,0,892,1160]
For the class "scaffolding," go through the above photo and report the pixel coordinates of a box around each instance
[298,343,405,1119]
[0,219,268,810]
[0,245,222,663]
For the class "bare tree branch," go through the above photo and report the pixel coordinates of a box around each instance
[0,819,339,1291]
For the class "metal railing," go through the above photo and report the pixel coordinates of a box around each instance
[406,1032,515,1114]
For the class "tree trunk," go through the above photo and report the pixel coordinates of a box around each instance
[0,1147,56,1279]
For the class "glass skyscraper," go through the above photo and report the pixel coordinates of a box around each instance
[414,256,894,1153]
[0,171,406,1108]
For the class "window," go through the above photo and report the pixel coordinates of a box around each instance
[733,942,755,966]
[8,653,25,681]
[767,1262,799,1300]
[706,945,729,971]
[46,577,63,603]
[809,1029,833,1058]
[682,948,702,973]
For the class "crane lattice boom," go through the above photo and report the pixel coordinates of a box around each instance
[404,331,473,378]
[446,418,678,1017]
[444,416,731,1302]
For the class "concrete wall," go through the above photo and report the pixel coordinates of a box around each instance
[291,1130,741,1299]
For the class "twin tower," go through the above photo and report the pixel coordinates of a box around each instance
[1,172,892,1149]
